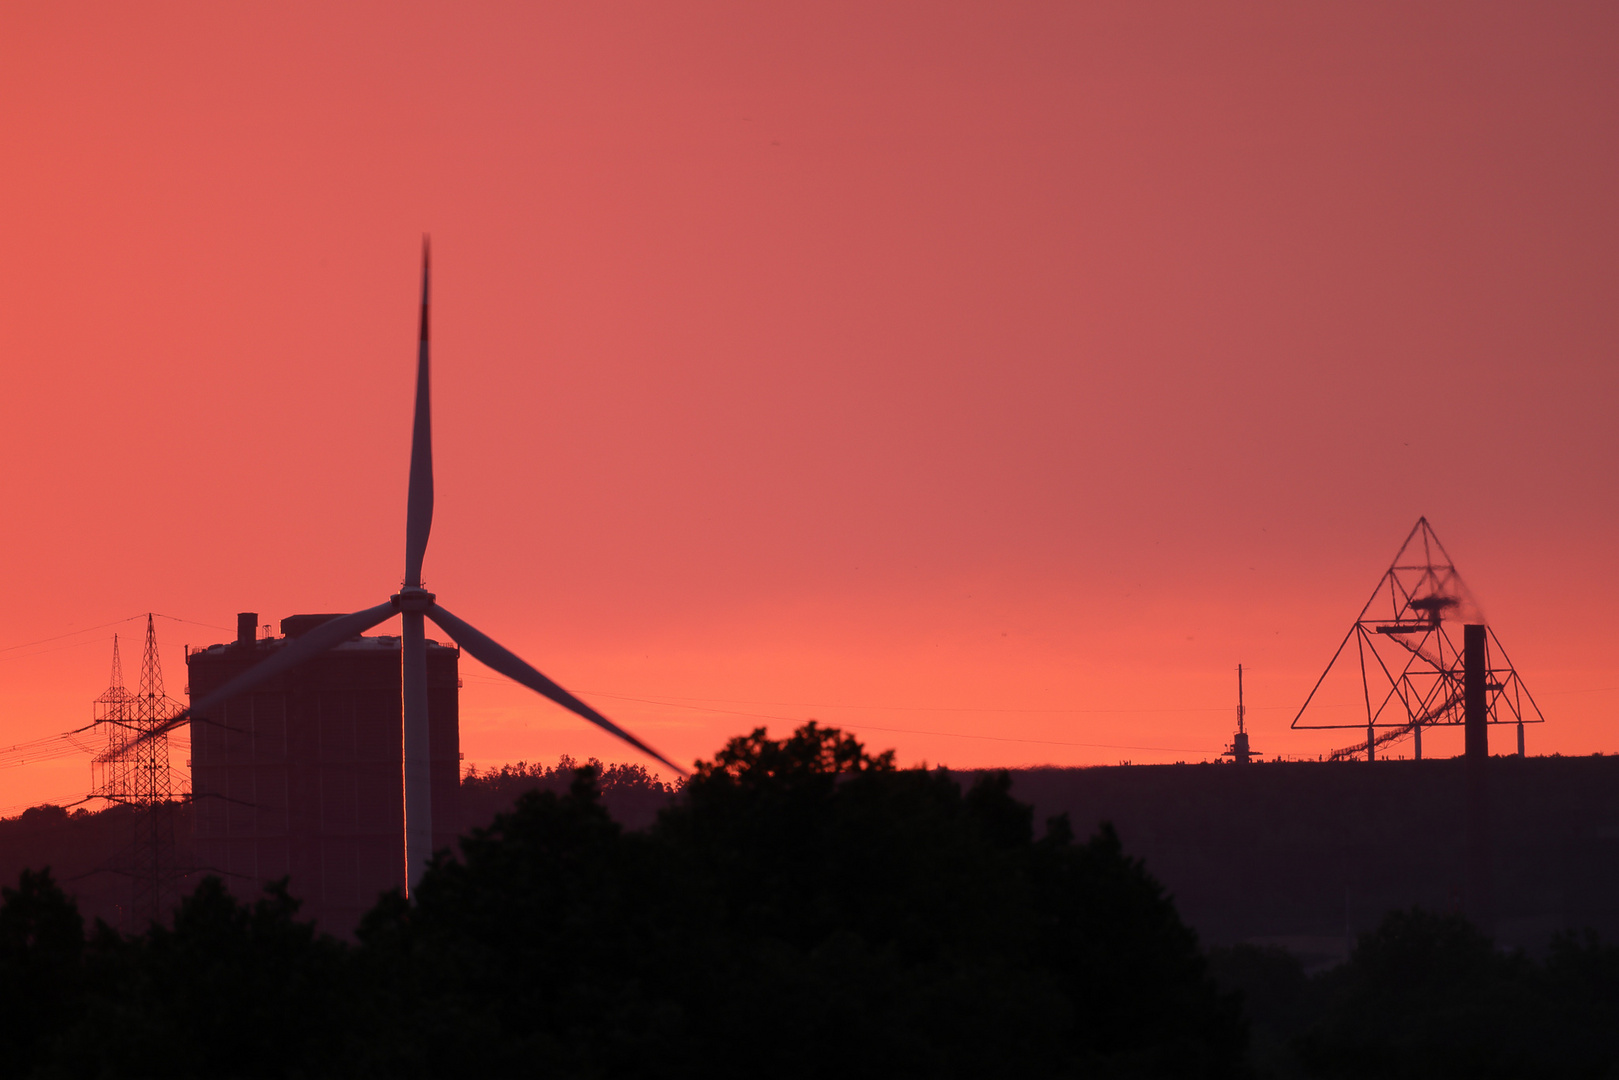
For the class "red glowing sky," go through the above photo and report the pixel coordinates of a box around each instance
[3,2,1617,812]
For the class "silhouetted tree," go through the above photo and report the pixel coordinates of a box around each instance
[17,739,1619,1078]
[458,755,681,831]
[0,869,82,1080]
[1284,908,1619,1079]
[1206,943,1313,1076]
[0,803,196,931]
[44,877,348,1079]
[352,723,1247,1078]
[0,725,1253,1078]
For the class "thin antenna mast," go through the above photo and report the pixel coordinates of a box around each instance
[1238,664,1245,735]
[1224,664,1257,764]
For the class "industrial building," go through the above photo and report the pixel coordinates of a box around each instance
[186,612,460,933]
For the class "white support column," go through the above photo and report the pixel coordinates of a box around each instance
[401,610,433,893]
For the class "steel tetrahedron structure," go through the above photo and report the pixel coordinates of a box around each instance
[1292,517,1545,762]
[116,243,681,891]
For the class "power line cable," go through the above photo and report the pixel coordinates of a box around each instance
[0,612,233,666]
[561,689,1221,754]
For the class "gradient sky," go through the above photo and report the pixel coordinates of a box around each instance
[2,2,1617,812]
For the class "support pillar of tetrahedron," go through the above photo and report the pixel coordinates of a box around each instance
[1464,623,1493,932]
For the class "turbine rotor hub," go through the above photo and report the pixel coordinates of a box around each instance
[392,587,436,613]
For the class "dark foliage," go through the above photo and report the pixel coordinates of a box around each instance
[354,723,1246,1078]
[53,879,349,1079]
[458,755,681,832]
[14,748,1619,1077]
[0,723,1245,1078]
[0,803,195,931]
[1210,909,1619,1078]
[0,869,83,1080]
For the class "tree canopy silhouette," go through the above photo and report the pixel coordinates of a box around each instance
[1211,907,1619,1078]
[1,723,1246,1078]
[355,722,1245,1077]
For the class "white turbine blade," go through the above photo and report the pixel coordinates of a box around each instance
[404,237,434,587]
[427,603,686,775]
[108,601,399,758]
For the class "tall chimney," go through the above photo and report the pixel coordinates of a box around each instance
[237,612,258,648]
[1463,623,1493,931]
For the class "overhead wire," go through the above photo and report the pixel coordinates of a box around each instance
[452,671,1389,754]
[524,687,1224,754]
[0,723,99,770]
[576,689,1362,715]
[0,612,234,668]
[0,617,148,656]
[463,669,1363,714]
[0,612,211,778]
[5,619,1610,788]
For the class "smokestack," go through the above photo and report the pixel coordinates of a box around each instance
[1464,623,1493,931]
[237,612,258,648]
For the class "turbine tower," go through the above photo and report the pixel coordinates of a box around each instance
[118,242,680,891]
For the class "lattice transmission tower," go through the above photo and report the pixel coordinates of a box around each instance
[91,615,187,927]
[92,634,137,799]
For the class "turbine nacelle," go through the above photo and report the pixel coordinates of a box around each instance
[392,587,437,614]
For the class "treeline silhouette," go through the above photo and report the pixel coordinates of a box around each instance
[1,723,1244,1078]
[1210,911,1619,1077]
[0,802,191,931]
[0,760,680,932]
[6,725,1618,1077]
[1009,756,1619,956]
[459,755,681,831]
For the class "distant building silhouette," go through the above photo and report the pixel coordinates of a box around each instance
[186,612,460,933]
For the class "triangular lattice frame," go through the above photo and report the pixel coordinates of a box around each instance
[1292,518,1544,761]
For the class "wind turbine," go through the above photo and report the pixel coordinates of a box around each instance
[131,241,681,891]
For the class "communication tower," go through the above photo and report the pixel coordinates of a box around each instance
[1223,664,1259,764]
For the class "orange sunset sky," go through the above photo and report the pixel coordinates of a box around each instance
[2,2,1617,813]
